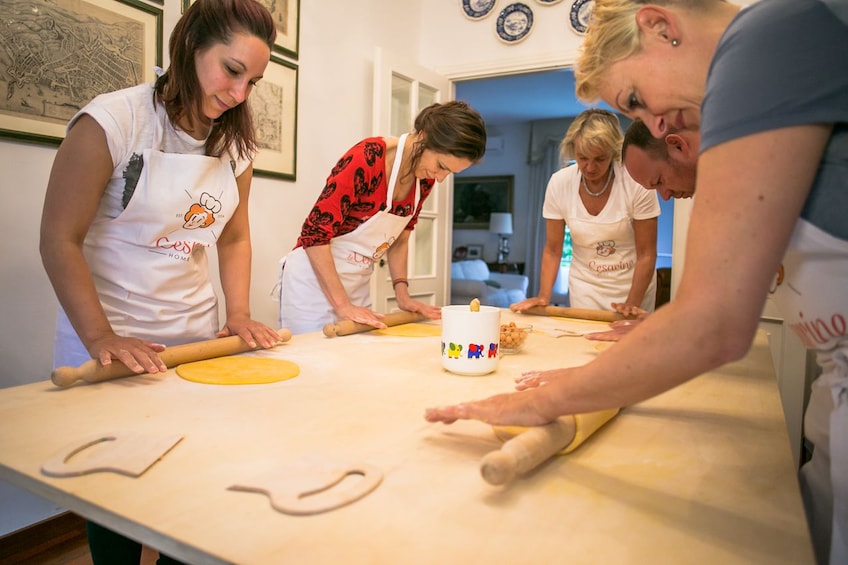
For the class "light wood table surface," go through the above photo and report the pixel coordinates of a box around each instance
[0,310,814,564]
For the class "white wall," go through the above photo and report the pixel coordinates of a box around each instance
[420,0,586,77]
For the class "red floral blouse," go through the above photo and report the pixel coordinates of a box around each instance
[296,137,435,249]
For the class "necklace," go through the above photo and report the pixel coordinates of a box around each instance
[581,168,613,197]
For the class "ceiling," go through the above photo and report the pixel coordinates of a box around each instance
[454,68,612,126]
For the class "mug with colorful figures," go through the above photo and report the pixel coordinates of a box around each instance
[440,300,501,376]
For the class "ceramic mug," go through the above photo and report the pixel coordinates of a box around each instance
[440,305,501,376]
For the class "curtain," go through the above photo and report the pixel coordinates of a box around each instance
[523,118,573,295]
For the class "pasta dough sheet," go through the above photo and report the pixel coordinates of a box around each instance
[176,357,300,385]
[372,323,440,337]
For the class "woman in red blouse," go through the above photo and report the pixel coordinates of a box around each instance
[278,101,487,334]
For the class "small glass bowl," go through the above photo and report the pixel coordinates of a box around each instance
[499,322,532,354]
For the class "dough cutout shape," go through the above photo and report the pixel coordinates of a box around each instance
[41,432,183,477]
[372,323,440,337]
[229,460,383,515]
[176,356,299,385]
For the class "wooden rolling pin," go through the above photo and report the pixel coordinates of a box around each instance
[323,311,427,337]
[51,328,293,388]
[521,305,624,323]
[480,408,619,486]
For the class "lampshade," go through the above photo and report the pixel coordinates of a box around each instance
[489,212,513,235]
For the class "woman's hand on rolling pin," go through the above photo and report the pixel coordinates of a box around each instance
[89,334,167,374]
[509,295,548,313]
[396,295,441,320]
[217,315,281,349]
[610,302,648,319]
[335,303,387,329]
[425,389,555,426]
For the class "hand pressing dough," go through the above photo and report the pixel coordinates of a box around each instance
[176,357,300,385]
[372,323,440,337]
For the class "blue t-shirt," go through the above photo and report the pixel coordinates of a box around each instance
[700,0,848,240]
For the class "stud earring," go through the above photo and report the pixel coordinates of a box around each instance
[671,38,680,47]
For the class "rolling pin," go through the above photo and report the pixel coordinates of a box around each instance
[323,311,428,337]
[51,328,293,388]
[480,408,620,486]
[521,305,624,323]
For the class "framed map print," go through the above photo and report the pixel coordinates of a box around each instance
[257,0,299,59]
[250,54,298,180]
[0,0,162,145]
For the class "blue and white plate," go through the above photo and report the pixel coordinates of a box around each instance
[496,3,534,44]
[462,0,497,20]
[569,0,594,35]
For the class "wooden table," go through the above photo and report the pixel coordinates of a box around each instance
[0,311,814,564]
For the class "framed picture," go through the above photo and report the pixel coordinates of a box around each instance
[0,0,162,145]
[453,175,514,230]
[250,54,298,180]
[257,0,300,59]
[466,245,483,260]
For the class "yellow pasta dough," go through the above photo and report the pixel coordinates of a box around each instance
[176,357,300,385]
[372,323,441,337]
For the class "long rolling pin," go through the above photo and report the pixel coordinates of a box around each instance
[480,409,620,486]
[323,311,427,337]
[521,305,624,323]
[481,418,576,486]
[51,328,293,388]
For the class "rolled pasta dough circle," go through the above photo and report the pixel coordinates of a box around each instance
[176,357,300,385]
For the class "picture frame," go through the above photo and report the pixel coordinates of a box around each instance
[257,0,300,59]
[250,54,298,180]
[466,245,484,260]
[0,0,163,145]
[453,175,514,230]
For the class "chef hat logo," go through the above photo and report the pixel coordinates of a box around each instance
[183,192,222,230]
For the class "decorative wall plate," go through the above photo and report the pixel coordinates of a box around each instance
[569,0,594,35]
[496,3,534,44]
[462,0,498,20]
[535,0,564,5]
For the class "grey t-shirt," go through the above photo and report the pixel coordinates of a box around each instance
[700,0,848,240]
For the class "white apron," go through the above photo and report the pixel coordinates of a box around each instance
[567,214,656,312]
[279,134,420,335]
[774,220,848,565]
[54,128,239,368]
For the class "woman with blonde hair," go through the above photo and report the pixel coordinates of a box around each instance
[511,108,659,317]
[426,1,848,562]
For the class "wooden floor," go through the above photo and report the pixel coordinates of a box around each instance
[0,513,92,565]
[0,513,157,565]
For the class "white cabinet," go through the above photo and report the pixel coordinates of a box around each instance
[759,295,812,470]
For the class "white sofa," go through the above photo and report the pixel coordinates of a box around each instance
[449,259,529,308]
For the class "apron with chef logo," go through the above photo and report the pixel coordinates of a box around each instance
[279,133,419,334]
[772,219,848,565]
[567,214,656,312]
[54,122,239,367]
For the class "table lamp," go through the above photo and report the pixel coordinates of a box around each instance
[489,212,513,264]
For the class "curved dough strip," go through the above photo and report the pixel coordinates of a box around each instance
[229,462,383,515]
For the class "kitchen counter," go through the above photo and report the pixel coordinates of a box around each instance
[0,311,814,564]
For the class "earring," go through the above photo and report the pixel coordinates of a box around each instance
[671,38,680,47]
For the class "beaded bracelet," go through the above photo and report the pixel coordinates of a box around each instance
[392,278,409,289]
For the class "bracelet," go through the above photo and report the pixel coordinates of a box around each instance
[392,278,409,289]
